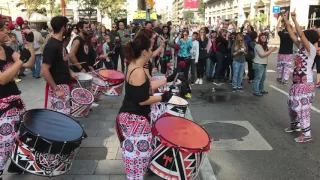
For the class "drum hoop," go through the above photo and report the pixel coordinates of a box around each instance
[76,72,93,80]
[71,88,94,105]
[152,117,211,153]
[99,70,125,80]
[21,109,87,143]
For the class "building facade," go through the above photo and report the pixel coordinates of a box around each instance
[204,0,320,29]
[172,0,200,24]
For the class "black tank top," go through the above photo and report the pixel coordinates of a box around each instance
[119,67,152,117]
[73,36,90,72]
[0,45,21,99]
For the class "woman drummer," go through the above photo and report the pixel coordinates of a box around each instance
[116,35,173,180]
[0,21,35,178]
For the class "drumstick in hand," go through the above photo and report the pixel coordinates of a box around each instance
[70,62,86,66]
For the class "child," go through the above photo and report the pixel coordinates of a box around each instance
[190,32,199,84]
[102,35,114,69]
[7,33,21,82]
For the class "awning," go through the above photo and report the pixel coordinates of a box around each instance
[28,12,50,23]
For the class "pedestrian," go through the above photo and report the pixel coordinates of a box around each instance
[116,35,174,180]
[231,33,247,92]
[313,28,320,88]
[159,25,173,74]
[41,16,78,115]
[252,32,277,96]
[175,30,192,80]
[283,10,318,142]
[213,29,229,85]
[6,33,22,82]
[0,20,35,179]
[190,31,199,84]
[196,28,211,84]
[276,16,294,85]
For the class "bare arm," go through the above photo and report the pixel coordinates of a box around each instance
[283,12,300,47]
[0,61,23,85]
[21,42,35,68]
[69,39,82,70]
[293,18,310,53]
[151,79,167,90]
[276,17,282,32]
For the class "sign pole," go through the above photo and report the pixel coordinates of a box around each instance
[146,4,150,21]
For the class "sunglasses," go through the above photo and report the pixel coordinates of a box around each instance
[112,26,116,28]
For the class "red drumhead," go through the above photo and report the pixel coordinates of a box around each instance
[155,116,210,149]
[99,70,125,80]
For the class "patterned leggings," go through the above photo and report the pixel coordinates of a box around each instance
[0,96,25,171]
[116,112,153,180]
[277,54,293,81]
[288,83,315,137]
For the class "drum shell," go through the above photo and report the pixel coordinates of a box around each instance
[73,72,93,90]
[71,99,92,118]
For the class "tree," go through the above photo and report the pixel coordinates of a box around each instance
[183,11,194,24]
[52,0,70,16]
[16,0,47,17]
[77,0,100,23]
[99,0,127,23]
[198,0,205,19]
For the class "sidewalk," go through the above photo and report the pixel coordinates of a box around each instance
[3,75,203,180]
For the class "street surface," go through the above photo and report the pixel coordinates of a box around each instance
[3,51,320,180]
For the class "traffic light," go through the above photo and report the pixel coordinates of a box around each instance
[146,0,155,9]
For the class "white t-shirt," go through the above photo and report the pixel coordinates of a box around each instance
[190,40,199,63]
[293,42,316,84]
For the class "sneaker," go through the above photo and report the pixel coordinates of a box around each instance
[185,93,191,99]
[294,134,313,143]
[228,80,232,84]
[253,93,263,96]
[237,87,244,92]
[282,81,287,85]
[91,102,99,108]
[277,78,282,82]
[284,126,301,133]
[232,88,237,92]
[316,82,320,88]
[14,78,22,83]
[199,79,203,84]
[195,78,200,84]
[213,82,222,86]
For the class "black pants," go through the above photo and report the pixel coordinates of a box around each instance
[246,58,254,80]
[112,48,121,70]
[197,58,206,78]
[215,52,227,82]
[225,53,233,79]
[160,60,168,74]
[177,56,191,80]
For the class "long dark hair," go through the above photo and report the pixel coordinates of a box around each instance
[258,32,268,51]
[125,35,151,61]
[162,25,170,37]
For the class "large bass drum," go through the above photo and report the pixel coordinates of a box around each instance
[11,109,87,177]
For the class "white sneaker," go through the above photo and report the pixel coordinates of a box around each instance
[91,102,99,108]
[195,79,200,84]
[199,79,203,84]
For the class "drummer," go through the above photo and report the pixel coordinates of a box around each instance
[0,21,35,177]
[41,16,78,115]
[69,21,94,72]
[116,35,173,180]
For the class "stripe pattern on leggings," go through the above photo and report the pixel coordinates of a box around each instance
[117,112,153,180]
[288,83,314,137]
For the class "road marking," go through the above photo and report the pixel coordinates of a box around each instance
[200,121,273,151]
[245,69,276,73]
[270,85,320,113]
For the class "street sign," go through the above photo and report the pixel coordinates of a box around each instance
[273,6,280,13]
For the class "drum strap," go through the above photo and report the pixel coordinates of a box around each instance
[0,99,22,117]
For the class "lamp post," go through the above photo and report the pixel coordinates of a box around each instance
[61,0,66,16]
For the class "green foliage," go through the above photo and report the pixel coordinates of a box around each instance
[197,0,205,18]
[77,0,100,21]
[52,0,70,16]
[16,0,47,16]
[99,0,127,21]
[252,13,267,27]
[183,10,194,24]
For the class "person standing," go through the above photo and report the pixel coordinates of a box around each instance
[252,33,277,96]
[190,32,199,84]
[175,30,193,80]
[276,16,294,85]
[29,24,45,79]
[116,35,173,180]
[41,16,78,115]
[117,22,130,72]
[0,21,35,178]
[231,33,247,92]
[283,11,318,142]
[196,28,211,84]
[69,21,93,72]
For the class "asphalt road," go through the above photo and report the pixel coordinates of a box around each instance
[189,52,320,180]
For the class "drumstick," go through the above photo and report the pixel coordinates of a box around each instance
[93,59,102,67]
[76,79,86,95]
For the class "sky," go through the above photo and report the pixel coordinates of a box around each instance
[155,0,173,11]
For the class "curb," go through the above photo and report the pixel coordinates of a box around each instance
[200,157,218,180]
